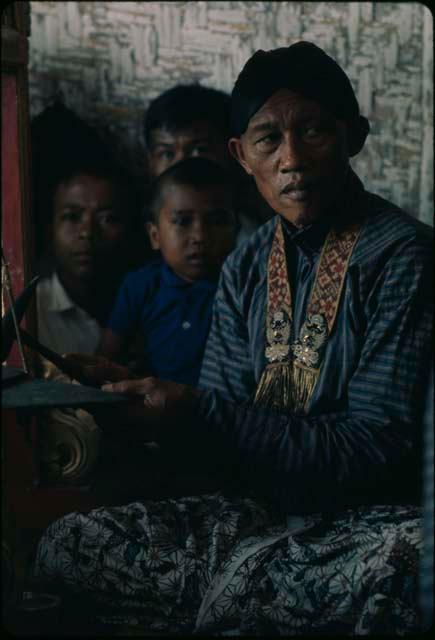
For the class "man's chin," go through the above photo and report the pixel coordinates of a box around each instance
[279,206,323,229]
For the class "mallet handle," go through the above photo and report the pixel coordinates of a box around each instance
[19,328,99,387]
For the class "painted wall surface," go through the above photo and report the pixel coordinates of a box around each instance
[28,1,433,225]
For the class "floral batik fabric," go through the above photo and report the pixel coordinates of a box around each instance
[195,504,423,636]
[33,493,276,633]
[33,496,423,635]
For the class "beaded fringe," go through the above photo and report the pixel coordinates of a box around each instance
[254,361,319,413]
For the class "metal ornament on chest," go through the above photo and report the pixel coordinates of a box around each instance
[265,309,291,362]
[292,313,328,369]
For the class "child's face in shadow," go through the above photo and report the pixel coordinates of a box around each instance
[52,174,126,284]
[147,183,236,283]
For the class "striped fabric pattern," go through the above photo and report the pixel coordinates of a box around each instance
[196,183,433,513]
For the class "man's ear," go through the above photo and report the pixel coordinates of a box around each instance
[228,137,253,176]
[146,222,160,250]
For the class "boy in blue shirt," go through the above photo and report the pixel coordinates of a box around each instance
[97,157,236,386]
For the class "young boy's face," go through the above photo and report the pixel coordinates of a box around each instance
[52,173,126,283]
[147,183,236,283]
[147,123,230,179]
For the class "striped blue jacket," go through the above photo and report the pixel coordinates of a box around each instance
[192,173,433,513]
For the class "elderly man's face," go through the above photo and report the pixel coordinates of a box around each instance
[229,89,351,228]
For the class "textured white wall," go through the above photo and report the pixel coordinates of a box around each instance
[28,1,433,225]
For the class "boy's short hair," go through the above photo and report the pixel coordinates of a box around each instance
[48,163,139,245]
[49,162,135,221]
[146,157,235,224]
[144,84,231,148]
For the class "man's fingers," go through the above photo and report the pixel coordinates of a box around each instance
[98,377,198,438]
[102,377,157,396]
[62,354,131,384]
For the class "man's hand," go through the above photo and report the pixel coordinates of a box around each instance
[62,353,131,386]
[101,376,201,426]
[61,355,201,440]
[59,354,140,434]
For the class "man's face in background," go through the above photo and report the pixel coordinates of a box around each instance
[52,173,126,283]
[147,121,230,179]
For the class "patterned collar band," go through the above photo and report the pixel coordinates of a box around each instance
[254,215,361,413]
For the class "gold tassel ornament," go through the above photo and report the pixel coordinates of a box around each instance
[254,361,319,414]
[291,362,319,413]
[254,362,293,412]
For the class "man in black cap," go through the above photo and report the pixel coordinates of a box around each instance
[33,43,432,635]
[227,41,370,230]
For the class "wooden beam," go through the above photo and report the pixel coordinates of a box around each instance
[1,26,28,68]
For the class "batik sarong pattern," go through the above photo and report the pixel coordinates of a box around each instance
[33,496,423,635]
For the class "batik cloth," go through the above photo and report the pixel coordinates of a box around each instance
[33,495,423,635]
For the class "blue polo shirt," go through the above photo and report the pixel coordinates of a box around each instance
[106,259,218,386]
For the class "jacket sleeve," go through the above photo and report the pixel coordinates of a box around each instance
[193,237,433,512]
[198,254,257,403]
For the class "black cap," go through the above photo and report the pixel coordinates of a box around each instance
[231,41,369,140]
